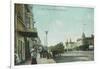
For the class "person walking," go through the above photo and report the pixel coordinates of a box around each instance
[30,46,37,64]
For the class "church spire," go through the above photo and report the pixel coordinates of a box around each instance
[70,38,72,43]
[82,32,85,39]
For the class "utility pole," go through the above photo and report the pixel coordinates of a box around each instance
[45,31,49,58]
[45,31,48,47]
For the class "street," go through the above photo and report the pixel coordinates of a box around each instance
[53,51,94,63]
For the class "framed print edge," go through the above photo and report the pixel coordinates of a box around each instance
[10,0,95,69]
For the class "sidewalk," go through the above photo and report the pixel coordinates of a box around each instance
[37,58,56,64]
[23,57,56,65]
[22,53,56,65]
[36,53,56,64]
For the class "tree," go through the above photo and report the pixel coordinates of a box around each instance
[50,42,64,57]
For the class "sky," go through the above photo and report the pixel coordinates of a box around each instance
[32,5,94,46]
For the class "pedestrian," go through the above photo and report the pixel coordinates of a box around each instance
[30,46,37,64]
[38,46,42,58]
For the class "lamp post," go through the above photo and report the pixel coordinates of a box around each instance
[45,31,48,47]
[44,31,49,58]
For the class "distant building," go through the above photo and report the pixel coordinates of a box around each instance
[77,32,94,50]
[65,38,77,51]
[65,33,94,51]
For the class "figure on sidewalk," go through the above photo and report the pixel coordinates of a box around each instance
[37,46,42,58]
[30,46,37,64]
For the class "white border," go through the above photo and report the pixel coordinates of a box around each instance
[10,1,14,68]
[11,0,95,69]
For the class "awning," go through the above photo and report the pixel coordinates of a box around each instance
[18,31,38,37]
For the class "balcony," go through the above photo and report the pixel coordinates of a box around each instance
[18,27,38,37]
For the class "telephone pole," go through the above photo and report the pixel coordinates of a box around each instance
[45,31,48,47]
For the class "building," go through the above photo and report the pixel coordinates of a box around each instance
[14,4,38,65]
[77,32,94,50]
[65,38,77,51]
[65,33,94,51]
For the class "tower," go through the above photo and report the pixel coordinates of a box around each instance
[82,32,85,39]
